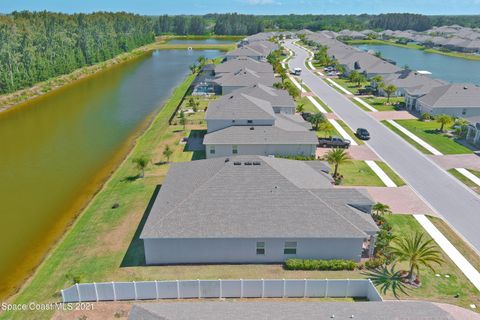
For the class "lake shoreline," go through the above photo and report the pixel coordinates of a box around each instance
[0,35,239,115]
[346,39,480,61]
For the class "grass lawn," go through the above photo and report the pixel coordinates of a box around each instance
[375,161,406,186]
[448,168,480,195]
[396,120,473,155]
[382,215,480,310]
[338,160,385,187]
[362,96,405,112]
[172,95,216,125]
[331,78,368,95]
[297,95,332,114]
[351,98,373,112]
[382,120,433,155]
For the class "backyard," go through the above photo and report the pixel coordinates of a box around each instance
[395,119,473,154]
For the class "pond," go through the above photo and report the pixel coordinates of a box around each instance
[0,48,221,298]
[353,44,480,85]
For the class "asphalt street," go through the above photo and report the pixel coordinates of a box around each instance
[285,40,480,252]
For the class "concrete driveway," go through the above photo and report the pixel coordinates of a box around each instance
[285,40,480,252]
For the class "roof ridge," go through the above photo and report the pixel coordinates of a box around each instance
[307,190,367,236]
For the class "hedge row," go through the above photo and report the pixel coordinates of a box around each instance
[284,259,357,271]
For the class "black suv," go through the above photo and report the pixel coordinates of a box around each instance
[356,128,370,140]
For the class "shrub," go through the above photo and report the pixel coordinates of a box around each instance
[284,259,357,271]
[421,112,431,121]
[365,256,386,269]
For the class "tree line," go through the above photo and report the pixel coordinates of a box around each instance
[0,11,155,94]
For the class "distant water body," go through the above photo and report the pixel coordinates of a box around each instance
[353,44,480,85]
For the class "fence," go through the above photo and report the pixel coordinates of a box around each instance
[61,279,382,303]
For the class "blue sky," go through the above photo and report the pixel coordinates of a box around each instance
[1,0,480,15]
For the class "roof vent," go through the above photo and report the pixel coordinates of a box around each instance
[229,95,234,99]
[244,161,252,165]
[464,86,468,90]
[225,158,230,163]
[253,161,261,165]
[250,127,255,130]
[234,161,241,165]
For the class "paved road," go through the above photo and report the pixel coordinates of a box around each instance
[285,40,480,252]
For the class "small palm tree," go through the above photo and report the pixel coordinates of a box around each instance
[436,114,453,132]
[372,202,392,216]
[383,84,397,103]
[296,103,305,113]
[163,145,173,163]
[132,156,149,178]
[389,232,443,281]
[318,120,335,136]
[363,265,409,299]
[324,148,351,177]
[309,112,325,131]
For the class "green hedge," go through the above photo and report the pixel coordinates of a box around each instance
[284,259,357,271]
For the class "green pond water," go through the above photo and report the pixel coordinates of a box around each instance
[0,48,221,297]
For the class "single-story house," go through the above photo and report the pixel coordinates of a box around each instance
[203,89,316,158]
[213,68,277,95]
[140,156,378,264]
[376,70,446,98]
[225,46,266,61]
[214,57,274,75]
[232,83,296,114]
[415,83,480,117]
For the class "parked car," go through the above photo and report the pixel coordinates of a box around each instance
[318,136,351,148]
[355,128,370,140]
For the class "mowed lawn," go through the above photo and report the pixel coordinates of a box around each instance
[362,96,404,112]
[395,119,473,154]
[331,78,368,95]
[382,215,480,311]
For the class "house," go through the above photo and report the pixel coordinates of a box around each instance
[140,156,378,265]
[225,46,266,61]
[213,68,277,95]
[414,83,480,117]
[129,301,466,320]
[376,70,446,98]
[466,116,480,148]
[203,88,317,157]
[214,57,274,75]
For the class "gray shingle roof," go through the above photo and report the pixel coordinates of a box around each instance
[205,92,275,121]
[381,70,446,95]
[202,123,318,145]
[233,84,295,109]
[214,57,273,74]
[214,68,277,87]
[129,301,456,320]
[226,46,265,58]
[140,156,377,239]
[418,83,480,108]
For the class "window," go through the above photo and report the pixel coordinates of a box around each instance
[232,145,238,154]
[247,120,253,124]
[210,146,215,154]
[284,241,297,255]
[462,108,467,115]
[256,241,265,255]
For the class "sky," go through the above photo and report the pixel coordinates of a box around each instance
[1,0,480,15]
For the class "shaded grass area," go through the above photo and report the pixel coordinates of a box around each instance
[375,161,406,187]
[338,160,385,187]
[383,215,480,310]
[363,96,404,112]
[448,168,480,195]
[396,120,473,155]
[381,120,432,154]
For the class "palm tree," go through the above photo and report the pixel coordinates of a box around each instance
[296,103,305,113]
[371,75,383,89]
[197,56,206,67]
[372,202,392,216]
[363,265,409,299]
[163,145,173,163]
[132,156,149,178]
[308,112,325,131]
[324,148,351,177]
[318,120,335,136]
[454,118,469,137]
[383,84,397,103]
[189,63,197,74]
[436,114,453,132]
[389,232,443,281]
